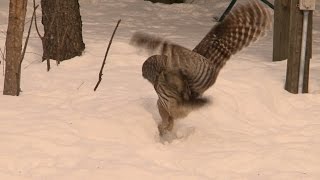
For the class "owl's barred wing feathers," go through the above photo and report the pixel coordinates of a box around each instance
[131,0,272,93]
[131,32,215,96]
[194,0,272,62]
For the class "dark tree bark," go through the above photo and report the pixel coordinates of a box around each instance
[41,0,85,62]
[3,0,28,96]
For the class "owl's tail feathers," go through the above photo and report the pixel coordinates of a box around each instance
[130,32,192,71]
[130,32,170,55]
[185,96,211,110]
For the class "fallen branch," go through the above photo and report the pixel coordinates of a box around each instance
[94,19,121,91]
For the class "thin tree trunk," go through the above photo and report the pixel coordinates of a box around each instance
[3,0,28,96]
[41,0,85,62]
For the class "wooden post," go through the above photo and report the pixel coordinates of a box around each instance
[285,0,312,93]
[273,0,290,61]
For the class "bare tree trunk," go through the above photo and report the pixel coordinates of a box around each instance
[41,0,85,62]
[3,0,28,96]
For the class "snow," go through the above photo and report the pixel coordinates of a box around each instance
[0,0,320,179]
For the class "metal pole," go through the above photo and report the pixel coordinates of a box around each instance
[218,0,237,22]
[218,0,274,22]
[298,10,309,93]
[260,0,274,9]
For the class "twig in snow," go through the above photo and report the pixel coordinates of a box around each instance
[77,81,85,90]
[94,19,121,91]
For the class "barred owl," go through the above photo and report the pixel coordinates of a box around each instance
[130,0,272,139]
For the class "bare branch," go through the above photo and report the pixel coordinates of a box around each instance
[0,47,5,76]
[14,4,38,94]
[1,34,5,75]
[0,47,4,64]
[33,0,43,39]
[20,5,39,65]
[94,19,121,91]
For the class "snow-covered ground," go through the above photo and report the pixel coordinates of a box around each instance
[0,0,319,179]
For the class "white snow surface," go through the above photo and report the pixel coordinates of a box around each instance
[0,0,320,179]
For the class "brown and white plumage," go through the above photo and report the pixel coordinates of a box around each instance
[130,0,272,138]
[194,0,272,60]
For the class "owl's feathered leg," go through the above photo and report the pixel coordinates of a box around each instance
[154,70,209,140]
[157,99,174,136]
[156,71,185,140]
